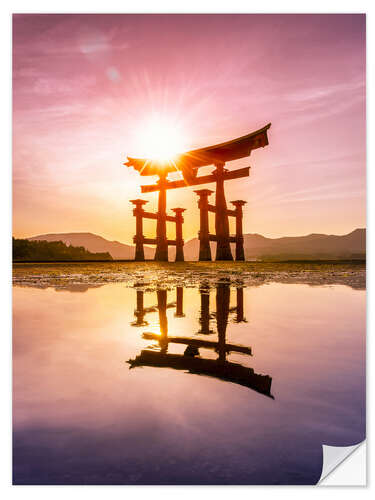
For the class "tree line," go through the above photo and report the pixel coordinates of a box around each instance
[13,238,113,261]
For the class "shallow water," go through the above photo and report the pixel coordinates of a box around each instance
[13,281,365,484]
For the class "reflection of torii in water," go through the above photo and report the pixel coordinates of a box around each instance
[131,287,184,327]
[198,281,247,335]
[128,284,273,398]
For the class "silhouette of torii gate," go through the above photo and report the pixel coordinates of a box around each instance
[131,286,185,328]
[128,284,273,397]
[125,123,271,261]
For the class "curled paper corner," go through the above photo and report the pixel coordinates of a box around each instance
[318,440,366,485]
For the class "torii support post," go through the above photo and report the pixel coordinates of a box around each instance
[130,199,148,261]
[171,208,186,262]
[195,189,213,261]
[236,287,244,322]
[216,283,231,364]
[198,284,213,334]
[157,289,169,352]
[214,163,233,261]
[131,290,148,326]
[231,200,247,261]
[175,286,184,317]
[136,290,144,317]
[154,173,168,262]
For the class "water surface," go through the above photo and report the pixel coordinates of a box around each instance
[13,281,365,484]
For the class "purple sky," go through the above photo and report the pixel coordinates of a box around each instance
[13,14,366,242]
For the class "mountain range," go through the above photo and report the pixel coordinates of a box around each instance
[28,228,366,261]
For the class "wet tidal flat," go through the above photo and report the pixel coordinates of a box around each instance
[13,262,366,484]
[13,260,366,290]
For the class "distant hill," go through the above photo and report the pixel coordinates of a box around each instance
[28,228,365,261]
[183,228,366,261]
[13,237,112,262]
[247,228,365,260]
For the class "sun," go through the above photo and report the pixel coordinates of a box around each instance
[133,114,187,163]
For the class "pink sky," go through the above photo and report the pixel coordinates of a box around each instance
[13,14,366,243]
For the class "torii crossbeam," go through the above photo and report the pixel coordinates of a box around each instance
[125,123,271,261]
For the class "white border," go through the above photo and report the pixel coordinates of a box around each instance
[2,1,373,498]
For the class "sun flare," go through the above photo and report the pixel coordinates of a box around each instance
[133,114,187,163]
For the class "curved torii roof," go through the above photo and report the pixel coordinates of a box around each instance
[124,123,271,180]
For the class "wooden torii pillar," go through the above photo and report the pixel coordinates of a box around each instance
[198,283,213,334]
[175,286,185,317]
[231,200,247,261]
[171,208,186,262]
[130,197,185,262]
[131,287,184,327]
[214,163,233,260]
[195,190,247,261]
[131,290,149,326]
[154,172,168,261]
[194,189,213,261]
[130,199,148,261]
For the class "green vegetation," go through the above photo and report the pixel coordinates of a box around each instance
[12,237,113,262]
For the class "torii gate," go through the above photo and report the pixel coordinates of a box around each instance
[125,123,271,261]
